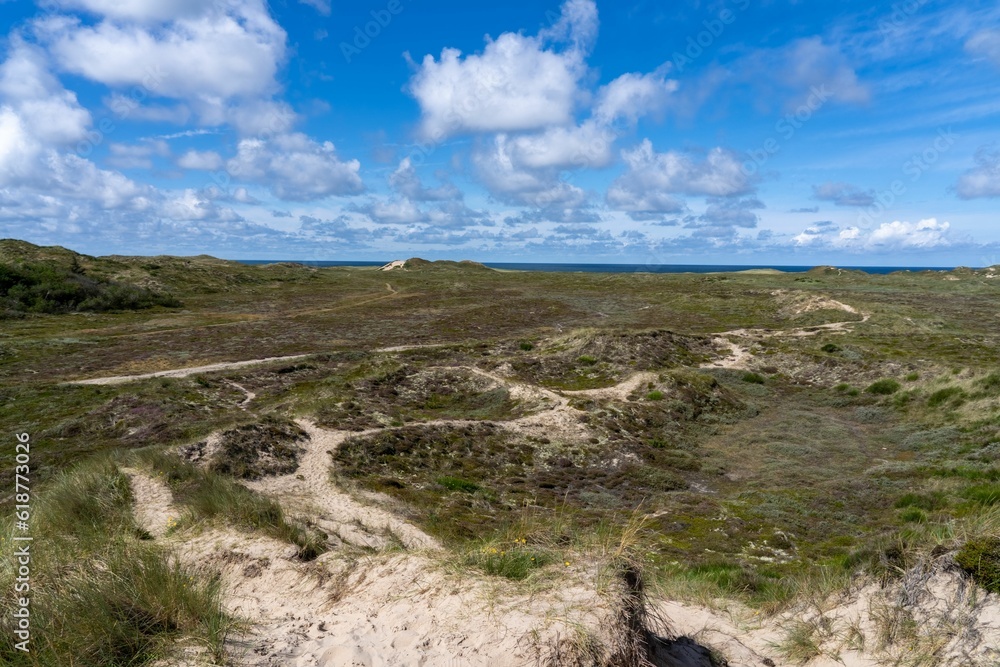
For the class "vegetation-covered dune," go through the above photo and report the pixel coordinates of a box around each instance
[1,241,999,666]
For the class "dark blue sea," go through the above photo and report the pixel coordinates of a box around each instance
[236,260,954,275]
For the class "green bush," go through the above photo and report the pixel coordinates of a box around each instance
[963,484,1000,506]
[0,260,181,315]
[821,343,842,354]
[928,386,966,408]
[741,372,766,385]
[905,372,920,382]
[465,544,551,580]
[577,355,598,366]
[519,341,534,351]
[956,537,1000,594]
[899,507,927,523]
[978,372,1000,394]
[646,390,665,401]
[437,476,481,493]
[866,379,901,395]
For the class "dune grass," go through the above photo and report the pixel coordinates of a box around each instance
[0,457,229,666]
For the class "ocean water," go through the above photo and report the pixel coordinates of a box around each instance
[236,260,954,275]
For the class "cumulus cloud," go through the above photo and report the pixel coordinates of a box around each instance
[178,149,224,171]
[955,146,1000,199]
[0,40,91,147]
[37,1,287,122]
[107,140,170,169]
[793,219,951,250]
[606,140,755,221]
[866,219,951,250]
[812,182,877,207]
[593,68,677,125]
[227,133,363,201]
[389,158,461,201]
[407,0,595,140]
[473,135,587,208]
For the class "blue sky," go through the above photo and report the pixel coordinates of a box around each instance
[0,0,998,265]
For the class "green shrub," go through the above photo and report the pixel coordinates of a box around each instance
[963,484,1000,506]
[956,537,1000,594]
[894,491,947,511]
[834,383,852,393]
[905,372,920,382]
[465,544,551,580]
[741,372,766,385]
[899,507,927,523]
[437,476,481,493]
[646,390,665,401]
[866,379,901,395]
[821,343,842,354]
[0,260,181,315]
[577,355,598,366]
[979,372,1000,394]
[928,386,965,408]
[519,341,534,351]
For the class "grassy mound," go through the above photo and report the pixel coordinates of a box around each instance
[202,417,309,480]
[0,258,180,316]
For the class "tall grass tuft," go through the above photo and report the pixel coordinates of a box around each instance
[0,457,229,666]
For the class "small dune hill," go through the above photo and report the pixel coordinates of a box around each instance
[381,257,493,272]
[486,329,715,390]
[0,239,183,317]
[314,363,533,430]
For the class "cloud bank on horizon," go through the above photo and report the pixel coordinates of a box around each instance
[0,0,998,265]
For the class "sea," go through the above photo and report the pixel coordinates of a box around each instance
[236,261,954,275]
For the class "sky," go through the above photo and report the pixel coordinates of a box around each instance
[0,0,998,266]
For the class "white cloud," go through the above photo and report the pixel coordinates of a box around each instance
[389,158,461,201]
[866,219,951,250]
[594,68,677,125]
[407,0,594,140]
[38,2,286,119]
[43,0,206,23]
[163,188,243,222]
[0,41,91,147]
[955,146,1000,199]
[967,30,1000,68]
[178,149,224,171]
[227,133,364,201]
[793,219,951,250]
[297,0,331,16]
[473,135,587,208]
[606,140,755,219]
[505,121,614,170]
[812,182,876,207]
[107,139,170,169]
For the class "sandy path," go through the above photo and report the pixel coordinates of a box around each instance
[123,467,177,538]
[247,421,439,551]
[68,354,312,386]
[123,457,621,666]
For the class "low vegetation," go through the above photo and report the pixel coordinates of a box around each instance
[4,240,1000,664]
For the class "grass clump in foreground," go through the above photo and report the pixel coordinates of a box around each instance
[464,541,553,580]
[0,457,229,666]
[138,450,326,560]
[956,537,1000,593]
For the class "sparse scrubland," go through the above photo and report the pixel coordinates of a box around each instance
[2,240,999,665]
